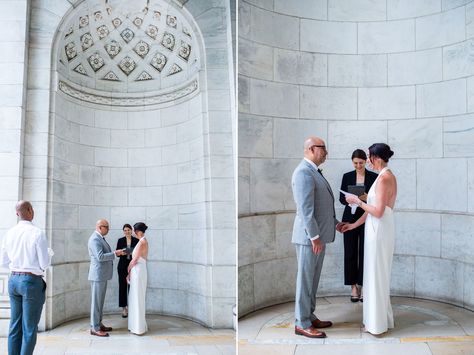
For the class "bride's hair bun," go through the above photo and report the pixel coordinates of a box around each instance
[368,143,394,162]
[133,222,148,233]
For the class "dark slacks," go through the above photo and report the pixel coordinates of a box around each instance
[343,224,365,286]
[118,267,129,307]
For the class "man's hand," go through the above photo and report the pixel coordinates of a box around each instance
[336,222,347,233]
[114,249,124,257]
[311,238,324,255]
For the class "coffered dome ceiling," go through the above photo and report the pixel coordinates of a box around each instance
[57,0,200,106]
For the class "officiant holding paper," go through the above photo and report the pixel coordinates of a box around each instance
[339,149,378,302]
[116,224,139,318]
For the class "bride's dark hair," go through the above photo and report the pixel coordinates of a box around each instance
[368,143,394,163]
[133,222,148,233]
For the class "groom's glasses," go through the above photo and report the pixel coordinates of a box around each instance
[309,145,327,151]
[99,225,109,229]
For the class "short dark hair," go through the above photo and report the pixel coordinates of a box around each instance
[133,222,148,233]
[123,223,132,230]
[351,149,367,160]
[368,143,394,162]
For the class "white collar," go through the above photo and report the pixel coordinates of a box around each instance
[304,158,319,171]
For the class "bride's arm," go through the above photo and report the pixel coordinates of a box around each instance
[127,242,143,273]
[341,211,368,232]
[346,175,390,219]
[353,212,368,228]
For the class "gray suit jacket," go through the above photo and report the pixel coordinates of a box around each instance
[291,159,338,245]
[88,231,115,282]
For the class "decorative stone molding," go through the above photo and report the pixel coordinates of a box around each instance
[57,0,200,96]
[58,77,198,107]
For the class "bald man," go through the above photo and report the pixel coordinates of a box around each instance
[0,201,50,355]
[88,219,123,337]
[291,137,345,338]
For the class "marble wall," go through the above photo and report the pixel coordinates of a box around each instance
[0,0,29,335]
[0,0,235,333]
[239,0,474,316]
[49,92,214,327]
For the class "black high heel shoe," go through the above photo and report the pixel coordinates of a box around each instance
[350,296,359,302]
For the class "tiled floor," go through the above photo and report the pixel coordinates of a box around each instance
[0,314,235,355]
[238,296,474,355]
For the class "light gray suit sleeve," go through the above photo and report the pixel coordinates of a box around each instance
[89,236,115,262]
[293,170,320,240]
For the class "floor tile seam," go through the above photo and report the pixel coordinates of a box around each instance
[246,337,402,345]
[246,335,474,346]
[400,335,474,343]
[253,311,287,340]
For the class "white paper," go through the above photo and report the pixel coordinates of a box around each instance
[339,189,358,214]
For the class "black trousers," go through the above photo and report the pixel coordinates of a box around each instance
[117,267,129,307]
[343,224,365,286]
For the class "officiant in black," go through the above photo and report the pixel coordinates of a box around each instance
[339,149,378,303]
[116,223,139,318]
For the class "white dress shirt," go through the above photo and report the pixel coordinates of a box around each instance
[304,158,321,241]
[0,220,50,276]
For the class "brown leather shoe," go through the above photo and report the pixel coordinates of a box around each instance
[100,325,113,332]
[90,329,109,337]
[311,319,333,329]
[294,326,326,338]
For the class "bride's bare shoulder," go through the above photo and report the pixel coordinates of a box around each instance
[378,173,396,190]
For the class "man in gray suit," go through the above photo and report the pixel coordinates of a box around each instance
[292,136,345,338]
[88,219,124,337]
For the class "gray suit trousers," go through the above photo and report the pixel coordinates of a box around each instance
[295,244,326,329]
[90,281,107,330]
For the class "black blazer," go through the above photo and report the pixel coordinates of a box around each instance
[339,169,378,223]
[116,236,139,270]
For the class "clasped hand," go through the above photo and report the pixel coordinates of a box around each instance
[341,223,355,233]
[114,249,125,257]
[311,222,348,255]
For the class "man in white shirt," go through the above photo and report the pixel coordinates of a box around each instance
[0,201,50,355]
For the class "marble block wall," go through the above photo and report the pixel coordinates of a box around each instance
[0,0,235,334]
[0,0,30,336]
[49,93,212,327]
[239,0,474,317]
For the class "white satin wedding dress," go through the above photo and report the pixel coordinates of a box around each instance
[363,167,395,334]
[128,237,148,335]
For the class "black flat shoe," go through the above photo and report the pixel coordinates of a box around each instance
[350,296,359,303]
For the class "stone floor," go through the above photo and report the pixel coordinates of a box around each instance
[238,296,474,355]
[0,314,235,355]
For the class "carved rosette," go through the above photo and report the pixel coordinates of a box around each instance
[57,0,200,104]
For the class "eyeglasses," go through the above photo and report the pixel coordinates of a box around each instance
[309,145,327,151]
[99,225,109,229]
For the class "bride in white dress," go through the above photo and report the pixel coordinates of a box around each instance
[127,222,149,335]
[343,143,397,335]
